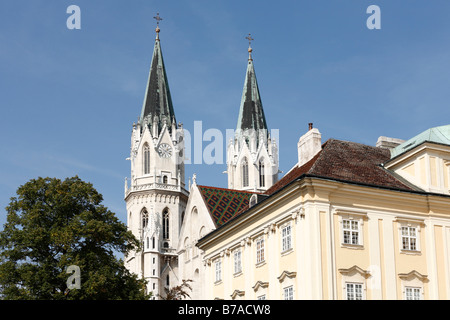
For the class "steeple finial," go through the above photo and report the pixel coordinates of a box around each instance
[154,12,163,40]
[245,33,254,61]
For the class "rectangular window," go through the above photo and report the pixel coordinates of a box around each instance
[401,226,417,251]
[343,219,359,245]
[405,287,421,300]
[346,283,363,300]
[234,249,242,274]
[256,238,265,264]
[283,286,294,300]
[215,260,222,282]
[282,224,292,252]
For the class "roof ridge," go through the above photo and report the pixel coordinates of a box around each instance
[197,184,261,194]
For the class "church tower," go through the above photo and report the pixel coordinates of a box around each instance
[124,14,188,299]
[227,35,279,192]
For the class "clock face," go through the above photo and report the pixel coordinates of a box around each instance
[158,143,172,158]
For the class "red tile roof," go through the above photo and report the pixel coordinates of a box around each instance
[197,185,258,227]
[265,139,416,196]
[199,139,418,232]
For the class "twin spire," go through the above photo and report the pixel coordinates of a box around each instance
[236,33,268,142]
[140,13,176,135]
[140,15,268,142]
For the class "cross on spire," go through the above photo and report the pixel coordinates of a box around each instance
[245,33,254,60]
[245,33,254,48]
[153,12,163,26]
[154,12,163,39]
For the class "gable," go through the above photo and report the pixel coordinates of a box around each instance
[177,184,216,254]
[198,185,257,227]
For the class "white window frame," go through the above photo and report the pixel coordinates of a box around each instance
[395,218,422,253]
[281,223,292,253]
[342,219,360,245]
[401,226,418,251]
[339,265,369,300]
[345,282,364,300]
[283,286,294,300]
[404,286,422,300]
[215,259,222,283]
[399,270,427,300]
[335,210,366,248]
[255,237,265,265]
[234,249,242,274]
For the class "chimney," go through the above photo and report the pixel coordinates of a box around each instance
[376,136,405,150]
[298,123,322,167]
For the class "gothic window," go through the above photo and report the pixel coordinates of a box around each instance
[142,209,149,229]
[163,208,169,240]
[184,238,190,260]
[143,144,150,175]
[259,160,265,187]
[242,158,249,188]
[166,275,170,287]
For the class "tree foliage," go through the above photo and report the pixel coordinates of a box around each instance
[0,176,150,300]
[159,279,193,300]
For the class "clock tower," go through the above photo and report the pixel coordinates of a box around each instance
[124,15,188,299]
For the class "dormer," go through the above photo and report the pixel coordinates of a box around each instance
[383,125,450,195]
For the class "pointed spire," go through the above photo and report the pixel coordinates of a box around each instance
[236,35,268,141]
[140,13,176,135]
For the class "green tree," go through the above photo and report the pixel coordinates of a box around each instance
[159,279,193,300]
[0,176,150,300]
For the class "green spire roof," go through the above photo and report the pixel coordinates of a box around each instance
[140,27,176,134]
[236,47,268,137]
[390,124,450,158]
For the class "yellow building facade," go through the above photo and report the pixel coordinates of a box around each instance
[196,125,450,300]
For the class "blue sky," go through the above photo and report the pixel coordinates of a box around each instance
[1,0,450,229]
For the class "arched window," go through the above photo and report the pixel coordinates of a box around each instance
[146,237,149,249]
[142,209,149,229]
[143,144,150,175]
[242,158,249,188]
[184,237,190,260]
[163,208,169,240]
[259,160,265,187]
[163,175,168,184]
[152,237,155,249]
[166,274,170,287]
[128,211,132,228]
